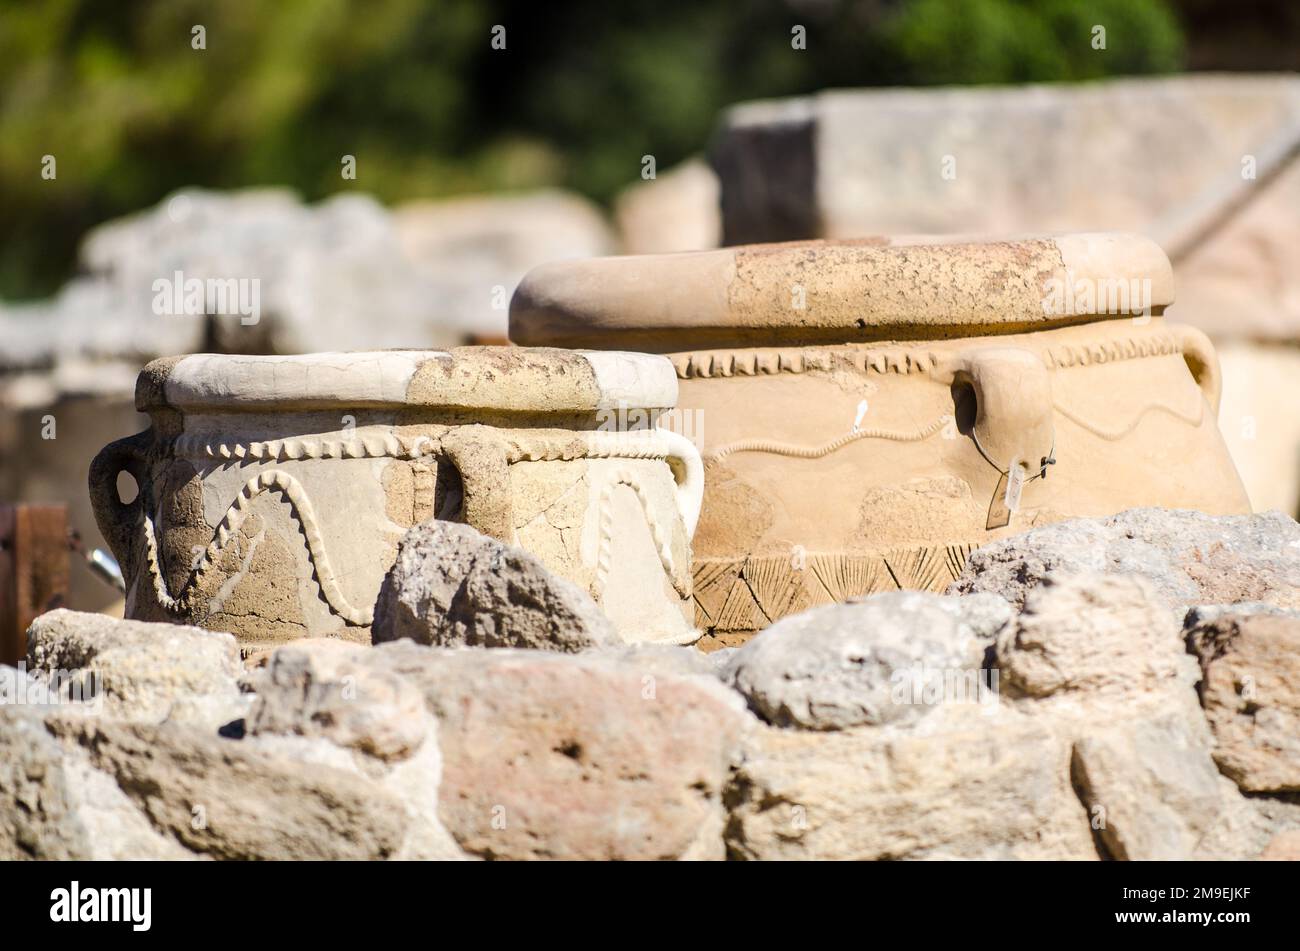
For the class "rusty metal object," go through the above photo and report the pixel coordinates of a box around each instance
[0,504,70,666]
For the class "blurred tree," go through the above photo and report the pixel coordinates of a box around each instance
[0,0,1186,299]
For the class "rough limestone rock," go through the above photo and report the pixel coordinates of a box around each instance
[951,508,1300,614]
[724,572,1255,861]
[726,706,1094,860]
[241,639,465,860]
[3,186,617,373]
[8,610,756,861]
[0,702,191,860]
[373,521,619,652]
[371,642,752,860]
[1070,713,1229,861]
[79,188,459,355]
[1,190,438,368]
[10,556,1300,862]
[591,644,719,680]
[1187,612,1300,793]
[25,609,245,727]
[722,591,1008,730]
[996,574,1191,699]
[6,615,467,861]
[1262,830,1300,860]
[48,717,411,861]
[706,646,740,672]
[1183,601,1300,628]
[247,640,428,762]
[995,572,1251,859]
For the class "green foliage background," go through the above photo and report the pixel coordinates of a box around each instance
[0,0,1185,299]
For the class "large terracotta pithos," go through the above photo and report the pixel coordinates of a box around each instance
[89,348,704,650]
[510,233,1252,647]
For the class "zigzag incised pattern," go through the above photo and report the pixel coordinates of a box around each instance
[692,544,979,635]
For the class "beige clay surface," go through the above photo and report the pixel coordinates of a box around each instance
[510,234,1250,647]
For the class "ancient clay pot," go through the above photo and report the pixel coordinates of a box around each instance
[509,233,1251,647]
[89,348,704,651]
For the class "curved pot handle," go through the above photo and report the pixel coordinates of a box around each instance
[88,431,153,572]
[1173,324,1222,415]
[656,429,705,540]
[948,348,1055,476]
[440,427,516,543]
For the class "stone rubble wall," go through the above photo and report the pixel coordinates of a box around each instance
[3,507,1298,861]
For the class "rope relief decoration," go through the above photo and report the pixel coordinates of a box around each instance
[132,428,699,627]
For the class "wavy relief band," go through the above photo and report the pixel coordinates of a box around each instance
[704,415,951,465]
[593,470,690,600]
[1052,398,1205,442]
[142,469,373,626]
[671,333,1182,379]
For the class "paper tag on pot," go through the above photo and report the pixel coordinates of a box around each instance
[1004,461,1025,514]
[986,476,1010,530]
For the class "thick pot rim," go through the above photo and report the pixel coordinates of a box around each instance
[136,347,680,415]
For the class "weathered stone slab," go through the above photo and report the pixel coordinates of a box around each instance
[726,708,1094,860]
[371,643,751,860]
[25,609,245,727]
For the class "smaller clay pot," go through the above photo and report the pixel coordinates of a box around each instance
[89,348,703,650]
